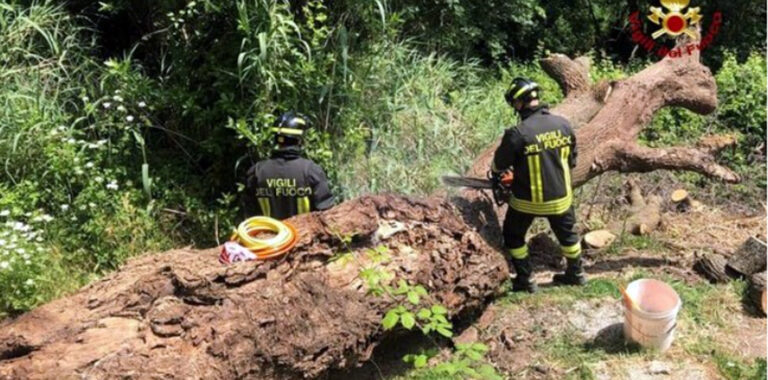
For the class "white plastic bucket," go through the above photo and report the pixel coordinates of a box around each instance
[622,279,682,352]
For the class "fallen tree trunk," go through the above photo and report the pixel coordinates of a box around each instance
[0,195,507,379]
[0,34,741,378]
[467,35,739,186]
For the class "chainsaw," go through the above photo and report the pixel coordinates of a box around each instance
[442,171,514,206]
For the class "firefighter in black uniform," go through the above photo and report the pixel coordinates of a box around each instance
[491,78,585,293]
[244,112,334,220]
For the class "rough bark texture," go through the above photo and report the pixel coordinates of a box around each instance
[0,34,743,379]
[694,253,730,284]
[467,36,739,187]
[726,237,768,278]
[748,271,766,316]
[0,195,507,379]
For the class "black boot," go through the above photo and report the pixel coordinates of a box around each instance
[512,258,538,293]
[553,257,587,286]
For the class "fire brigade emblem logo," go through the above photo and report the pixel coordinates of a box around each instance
[648,0,702,39]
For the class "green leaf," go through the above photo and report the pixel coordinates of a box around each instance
[414,285,428,296]
[413,354,428,368]
[400,312,415,329]
[436,326,453,338]
[477,364,503,380]
[471,343,489,353]
[407,290,420,305]
[465,349,483,361]
[417,308,432,320]
[431,304,447,315]
[382,310,399,330]
[141,163,152,196]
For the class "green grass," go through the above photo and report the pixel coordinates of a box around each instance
[490,272,764,379]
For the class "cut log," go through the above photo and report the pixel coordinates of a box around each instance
[747,271,766,316]
[726,237,768,278]
[670,189,689,203]
[693,253,730,284]
[584,230,617,249]
[0,195,508,379]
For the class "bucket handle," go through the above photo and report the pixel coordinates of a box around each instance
[665,322,677,335]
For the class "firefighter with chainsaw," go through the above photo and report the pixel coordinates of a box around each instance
[491,77,585,293]
[244,112,334,220]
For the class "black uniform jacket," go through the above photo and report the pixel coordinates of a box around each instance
[492,105,577,216]
[245,146,334,220]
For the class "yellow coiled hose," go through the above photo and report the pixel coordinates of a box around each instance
[229,216,298,260]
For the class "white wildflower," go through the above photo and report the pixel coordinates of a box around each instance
[0,210,9,217]
[138,101,146,108]
[117,105,127,112]
[106,181,119,191]
[85,162,94,168]
[82,96,90,102]
[25,279,34,286]
[95,176,104,183]
[126,115,135,122]
[113,95,124,102]
[58,125,67,131]
[67,138,76,144]
[75,168,84,176]
[103,102,112,109]
[88,202,96,208]
[41,214,53,222]
[16,248,25,254]
[0,239,5,246]
[70,216,78,221]
[61,204,70,211]
[87,143,99,149]
[0,261,8,269]
[97,139,108,146]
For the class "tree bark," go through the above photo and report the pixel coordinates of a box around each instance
[0,195,507,379]
[726,237,768,278]
[467,36,739,187]
[694,253,730,284]
[0,35,742,378]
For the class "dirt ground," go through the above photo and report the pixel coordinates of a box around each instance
[337,174,767,380]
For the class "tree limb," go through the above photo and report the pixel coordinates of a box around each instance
[615,143,741,183]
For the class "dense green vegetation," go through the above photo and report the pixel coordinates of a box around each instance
[0,0,765,315]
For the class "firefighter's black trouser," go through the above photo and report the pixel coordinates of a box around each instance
[503,206,581,260]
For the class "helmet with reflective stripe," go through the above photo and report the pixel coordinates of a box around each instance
[272,112,309,139]
[505,77,540,105]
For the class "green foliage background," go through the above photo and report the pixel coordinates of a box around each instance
[0,0,765,315]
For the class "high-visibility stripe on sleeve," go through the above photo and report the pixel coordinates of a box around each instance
[258,198,271,217]
[561,242,582,259]
[508,245,529,259]
[297,196,310,214]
